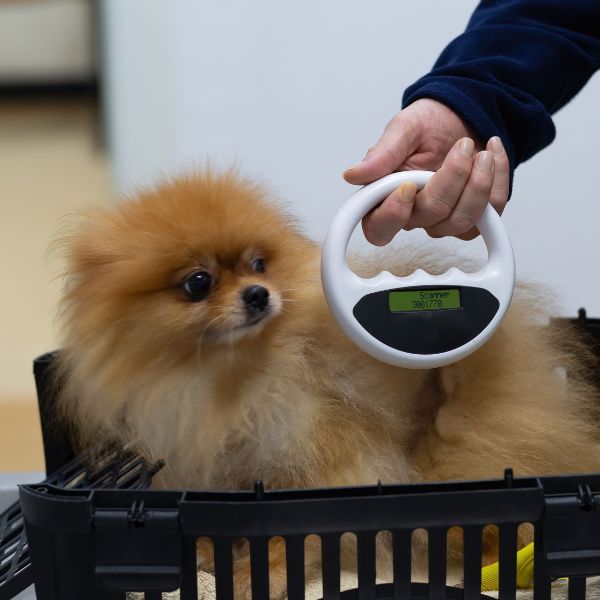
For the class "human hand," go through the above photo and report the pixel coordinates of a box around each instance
[343,99,510,244]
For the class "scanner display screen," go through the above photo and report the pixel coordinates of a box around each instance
[389,289,461,312]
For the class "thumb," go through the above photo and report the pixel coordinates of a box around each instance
[343,114,416,185]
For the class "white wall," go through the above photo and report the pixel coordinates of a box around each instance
[103,0,600,316]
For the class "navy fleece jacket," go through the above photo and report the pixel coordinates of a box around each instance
[402,0,600,179]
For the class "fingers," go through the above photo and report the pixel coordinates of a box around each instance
[487,136,509,215]
[425,148,494,238]
[355,136,510,245]
[453,136,510,240]
[343,113,417,185]
[406,137,477,231]
[361,183,417,246]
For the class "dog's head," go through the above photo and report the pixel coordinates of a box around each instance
[59,171,320,386]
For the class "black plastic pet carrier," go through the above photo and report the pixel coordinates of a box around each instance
[1,311,600,600]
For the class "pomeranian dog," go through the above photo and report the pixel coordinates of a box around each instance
[56,169,600,597]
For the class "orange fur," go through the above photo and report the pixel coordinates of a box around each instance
[55,169,600,596]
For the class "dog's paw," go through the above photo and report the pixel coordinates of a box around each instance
[231,563,287,600]
[232,538,288,600]
[196,537,215,573]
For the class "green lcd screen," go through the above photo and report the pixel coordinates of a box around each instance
[389,289,461,312]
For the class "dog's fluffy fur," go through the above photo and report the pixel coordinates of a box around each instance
[56,170,600,595]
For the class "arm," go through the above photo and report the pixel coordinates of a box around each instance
[345,0,600,243]
[403,0,600,172]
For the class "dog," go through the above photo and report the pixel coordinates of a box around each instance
[55,169,600,597]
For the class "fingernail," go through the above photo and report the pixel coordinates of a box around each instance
[476,150,493,171]
[398,183,416,203]
[459,137,474,157]
[489,136,504,155]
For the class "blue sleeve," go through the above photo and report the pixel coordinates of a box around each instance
[402,0,600,176]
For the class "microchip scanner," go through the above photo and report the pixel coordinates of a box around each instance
[321,170,515,369]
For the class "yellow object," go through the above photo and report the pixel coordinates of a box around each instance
[481,542,535,592]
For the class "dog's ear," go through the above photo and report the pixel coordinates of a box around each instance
[55,209,126,277]
[70,233,121,272]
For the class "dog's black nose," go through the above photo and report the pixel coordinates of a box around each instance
[242,285,269,311]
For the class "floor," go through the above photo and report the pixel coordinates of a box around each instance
[0,97,110,471]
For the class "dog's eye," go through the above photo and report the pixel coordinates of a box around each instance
[182,271,212,301]
[252,258,265,273]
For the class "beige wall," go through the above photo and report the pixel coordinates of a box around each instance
[0,99,109,470]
